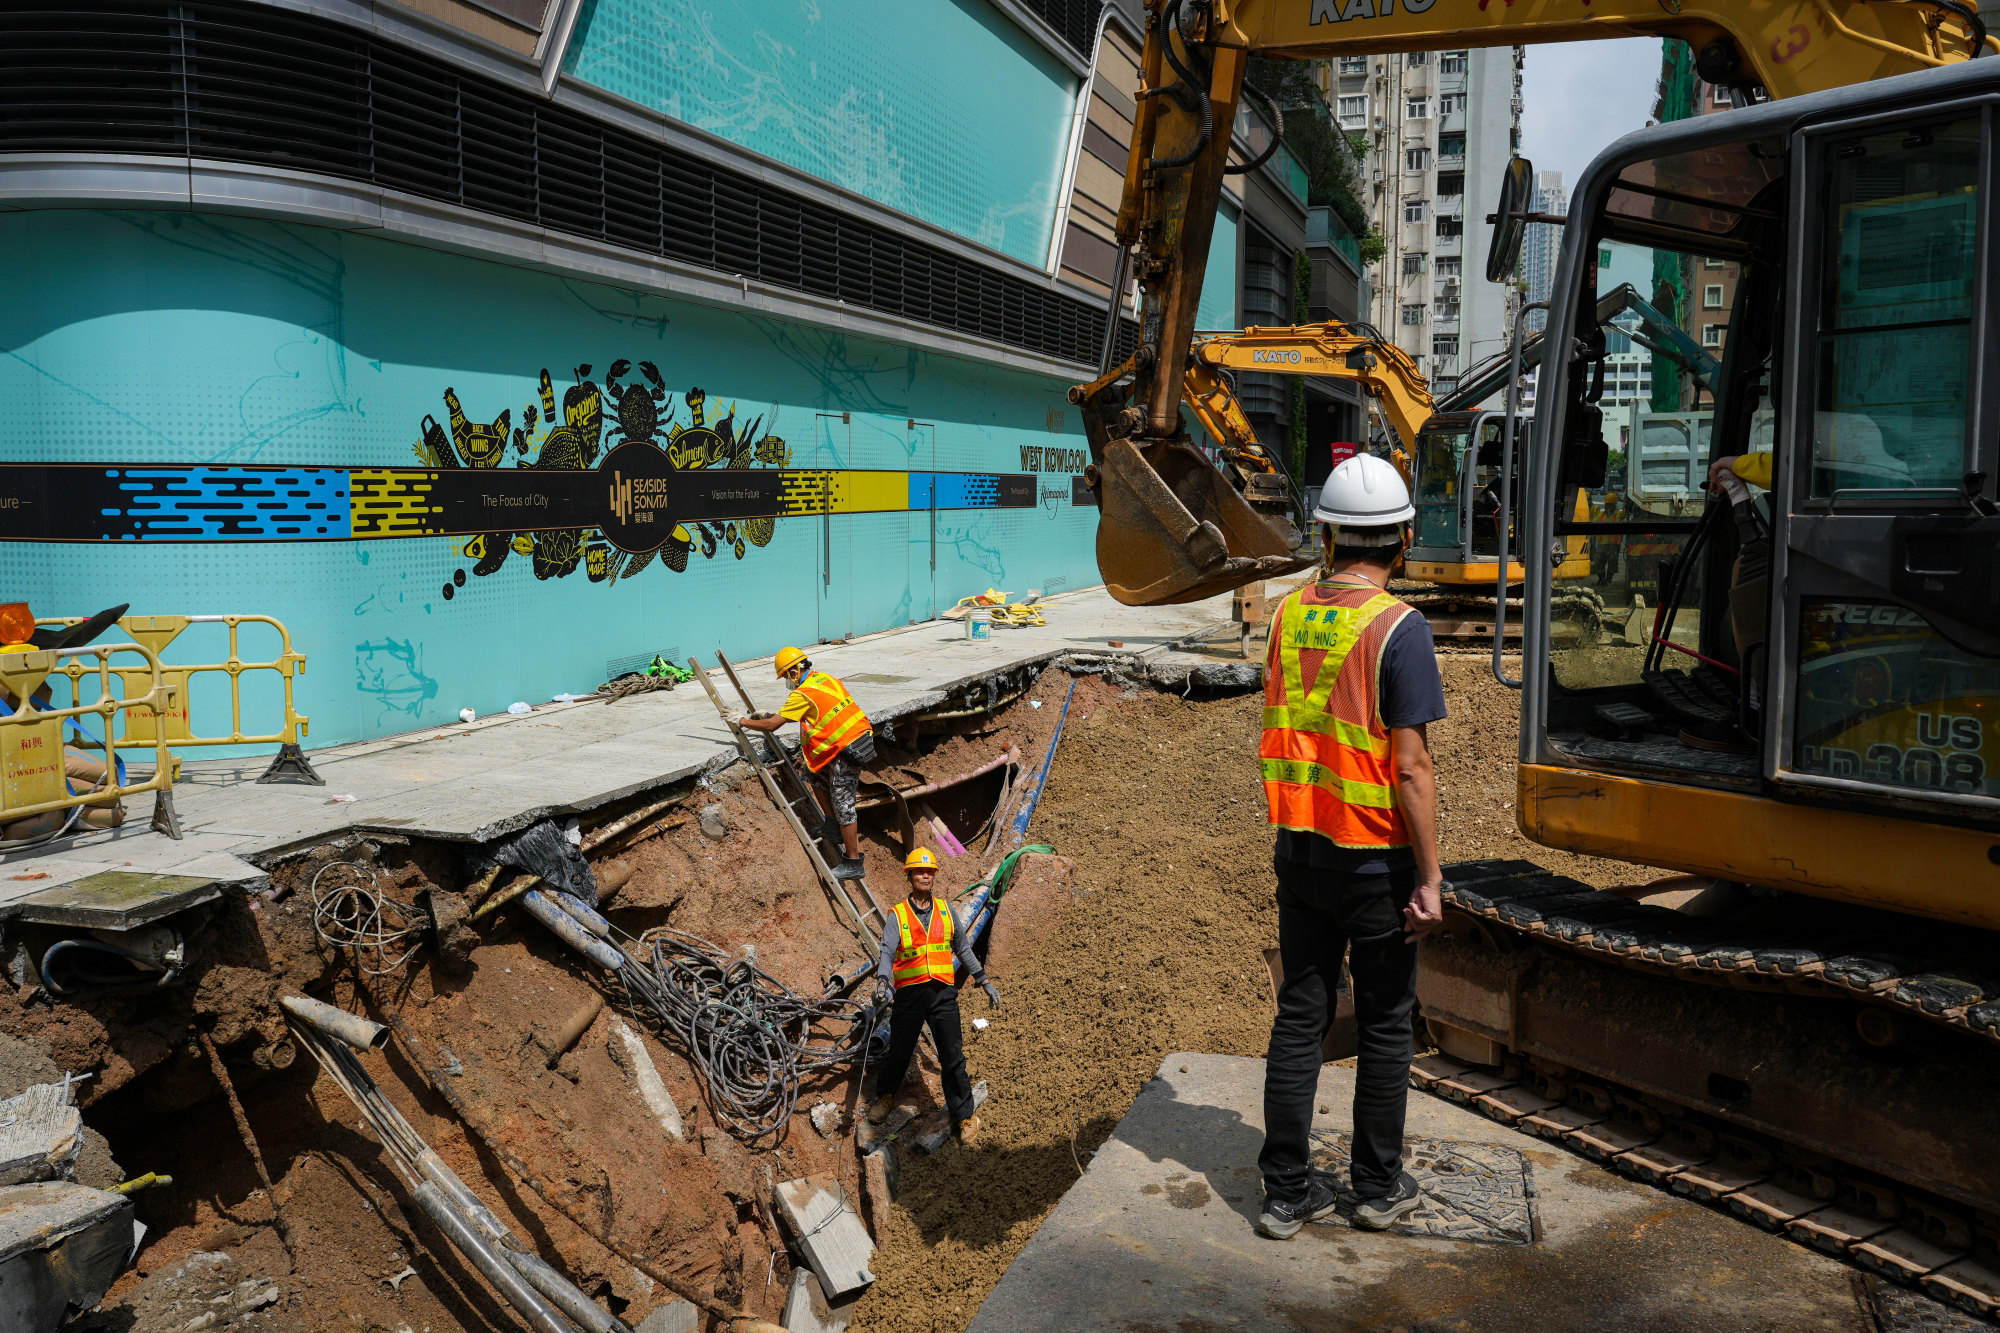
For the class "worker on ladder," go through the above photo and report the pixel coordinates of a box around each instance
[735,647,875,881]
[867,847,1000,1145]
[1255,455,1446,1240]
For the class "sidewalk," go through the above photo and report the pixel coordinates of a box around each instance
[0,581,1277,917]
[967,1053,1876,1333]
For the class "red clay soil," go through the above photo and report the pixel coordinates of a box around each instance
[847,657,1649,1333]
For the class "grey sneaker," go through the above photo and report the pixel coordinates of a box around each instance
[831,857,866,882]
[1256,1178,1340,1240]
[1351,1171,1423,1231]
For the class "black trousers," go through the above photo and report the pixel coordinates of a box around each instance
[1258,854,1420,1202]
[872,980,977,1123]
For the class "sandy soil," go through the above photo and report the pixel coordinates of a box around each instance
[849,656,1648,1333]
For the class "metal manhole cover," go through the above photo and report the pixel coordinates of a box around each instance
[1309,1132,1538,1245]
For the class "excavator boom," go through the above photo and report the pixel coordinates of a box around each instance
[1079,0,1986,606]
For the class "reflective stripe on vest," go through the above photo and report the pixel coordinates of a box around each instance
[891,898,955,988]
[1259,580,1415,848]
[796,671,871,772]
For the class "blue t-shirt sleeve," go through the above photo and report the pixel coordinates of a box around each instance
[1378,613,1447,730]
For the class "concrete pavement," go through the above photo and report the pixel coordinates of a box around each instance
[0,580,1276,917]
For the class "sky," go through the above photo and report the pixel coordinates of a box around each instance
[1517,38,1667,198]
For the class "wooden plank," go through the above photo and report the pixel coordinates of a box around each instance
[775,1175,876,1300]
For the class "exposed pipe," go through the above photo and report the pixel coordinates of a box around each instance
[281,994,390,1051]
[410,1182,575,1333]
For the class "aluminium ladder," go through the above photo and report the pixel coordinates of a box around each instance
[688,655,891,952]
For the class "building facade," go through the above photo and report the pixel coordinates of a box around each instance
[1336,44,1523,406]
[0,0,1305,748]
[1520,170,1567,333]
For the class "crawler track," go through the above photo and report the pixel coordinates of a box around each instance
[1415,859,2000,1321]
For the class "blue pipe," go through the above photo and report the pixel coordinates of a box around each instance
[1006,677,1077,844]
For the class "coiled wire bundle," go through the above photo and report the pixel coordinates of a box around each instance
[310,860,425,976]
[617,926,878,1142]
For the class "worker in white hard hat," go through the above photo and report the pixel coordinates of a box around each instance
[1253,452,1444,1241]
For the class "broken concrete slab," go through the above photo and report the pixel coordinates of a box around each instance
[967,1052,1885,1333]
[781,1267,860,1333]
[0,1082,84,1187]
[0,1180,133,1332]
[775,1174,875,1300]
[632,1297,698,1333]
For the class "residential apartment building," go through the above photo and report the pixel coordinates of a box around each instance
[1335,45,1523,406]
[1521,170,1567,332]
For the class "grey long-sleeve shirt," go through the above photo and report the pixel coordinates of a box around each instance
[877,897,986,988]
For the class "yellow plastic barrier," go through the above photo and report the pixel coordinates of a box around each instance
[1,640,182,847]
[36,614,319,786]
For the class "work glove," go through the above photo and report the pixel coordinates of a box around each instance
[981,979,1001,1010]
[724,709,748,726]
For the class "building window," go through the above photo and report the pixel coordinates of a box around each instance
[1406,97,1431,120]
[1704,256,1726,269]
[1401,304,1426,326]
[1702,323,1725,347]
[1339,56,1368,74]
[1402,253,1427,275]
[1437,171,1465,198]
[1336,95,1368,129]
[1432,334,1459,359]
[1438,132,1466,158]
[1406,51,1431,67]
[1405,146,1432,171]
[1433,376,1459,397]
[1435,216,1463,238]
[1703,284,1724,308]
[1599,248,1613,268]
[1439,93,1464,116]
[1440,51,1468,74]
[1434,256,1461,277]
[1434,298,1460,320]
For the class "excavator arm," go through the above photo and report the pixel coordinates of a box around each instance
[1078,0,1987,606]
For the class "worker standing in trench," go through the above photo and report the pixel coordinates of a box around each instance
[1255,454,1446,1240]
[734,647,874,881]
[866,847,1001,1144]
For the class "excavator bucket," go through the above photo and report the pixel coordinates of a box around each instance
[1095,436,1313,606]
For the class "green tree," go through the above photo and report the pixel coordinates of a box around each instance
[1246,58,1382,262]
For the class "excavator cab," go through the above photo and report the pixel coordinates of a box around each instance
[1408,411,1530,585]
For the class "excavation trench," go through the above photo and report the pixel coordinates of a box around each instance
[6,655,1628,1333]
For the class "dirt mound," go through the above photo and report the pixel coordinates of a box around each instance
[850,661,1650,1332]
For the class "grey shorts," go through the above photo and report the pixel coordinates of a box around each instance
[808,748,862,825]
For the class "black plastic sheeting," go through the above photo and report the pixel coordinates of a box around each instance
[465,819,599,906]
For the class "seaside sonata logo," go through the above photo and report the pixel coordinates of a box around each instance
[598,441,678,553]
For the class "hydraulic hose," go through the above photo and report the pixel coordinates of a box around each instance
[1150,0,1213,172]
[1224,82,1284,176]
[1911,0,1987,54]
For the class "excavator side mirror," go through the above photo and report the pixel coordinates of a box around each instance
[1486,157,1534,284]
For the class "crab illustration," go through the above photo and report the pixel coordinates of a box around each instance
[605,360,671,447]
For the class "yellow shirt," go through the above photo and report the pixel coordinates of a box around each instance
[779,689,815,723]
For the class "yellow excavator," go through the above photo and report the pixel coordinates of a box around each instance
[1179,318,1596,597]
[1083,0,2000,1309]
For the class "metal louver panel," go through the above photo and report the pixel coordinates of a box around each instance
[0,0,1112,367]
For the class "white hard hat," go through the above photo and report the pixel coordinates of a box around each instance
[1312,453,1414,528]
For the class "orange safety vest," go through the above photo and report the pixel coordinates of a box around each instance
[794,671,871,772]
[890,898,956,988]
[1260,578,1416,849]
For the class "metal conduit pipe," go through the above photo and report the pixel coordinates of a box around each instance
[280,994,390,1051]
[409,1182,576,1333]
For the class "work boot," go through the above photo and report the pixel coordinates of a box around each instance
[831,856,866,882]
[866,1095,895,1125]
[1255,1177,1339,1240]
[955,1115,982,1146]
[818,814,841,845]
[1351,1171,1424,1231]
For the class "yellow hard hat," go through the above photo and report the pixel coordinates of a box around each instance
[774,646,809,678]
[904,847,939,872]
